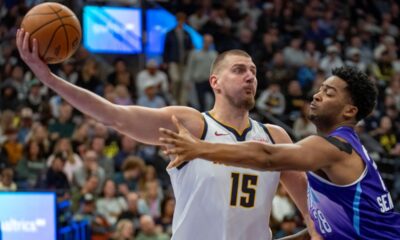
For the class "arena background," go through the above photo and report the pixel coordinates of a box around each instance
[0,0,399,239]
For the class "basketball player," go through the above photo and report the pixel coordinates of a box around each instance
[160,66,400,239]
[16,29,320,240]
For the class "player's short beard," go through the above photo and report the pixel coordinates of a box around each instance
[226,94,255,110]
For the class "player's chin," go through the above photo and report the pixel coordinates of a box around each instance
[308,112,317,122]
[243,98,255,110]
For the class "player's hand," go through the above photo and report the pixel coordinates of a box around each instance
[159,115,201,168]
[16,28,49,78]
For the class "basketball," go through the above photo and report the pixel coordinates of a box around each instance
[20,2,81,64]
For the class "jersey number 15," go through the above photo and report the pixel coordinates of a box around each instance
[230,173,258,208]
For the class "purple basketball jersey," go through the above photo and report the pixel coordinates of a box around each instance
[307,126,400,240]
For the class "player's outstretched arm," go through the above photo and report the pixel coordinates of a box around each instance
[17,29,204,144]
[160,116,340,171]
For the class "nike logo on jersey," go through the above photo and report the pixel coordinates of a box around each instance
[214,131,229,136]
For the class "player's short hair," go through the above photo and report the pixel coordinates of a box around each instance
[332,66,377,121]
[210,50,251,75]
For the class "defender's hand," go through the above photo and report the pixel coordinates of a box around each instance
[159,115,202,168]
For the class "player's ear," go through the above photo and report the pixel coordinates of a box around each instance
[210,74,221,93]
[343,104,358,120]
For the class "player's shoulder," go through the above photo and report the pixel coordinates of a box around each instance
[263,124,292,144]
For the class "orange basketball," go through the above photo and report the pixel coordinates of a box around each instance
[21,2,81,64]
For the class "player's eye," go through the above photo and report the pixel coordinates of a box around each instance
[233,68,244,74]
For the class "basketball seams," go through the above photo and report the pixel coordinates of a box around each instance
[24,8,62,17]
[46,4,70,59]
[42,25,64,58]
[28,15,76,38]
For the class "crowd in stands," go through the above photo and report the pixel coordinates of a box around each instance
[0,0,400,239]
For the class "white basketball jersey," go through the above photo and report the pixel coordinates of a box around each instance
[167,112,280,240]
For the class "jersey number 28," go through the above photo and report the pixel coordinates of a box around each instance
[230,173,258,208]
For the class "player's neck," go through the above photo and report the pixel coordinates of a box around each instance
[317,121,355,135]
[209,105,250,133]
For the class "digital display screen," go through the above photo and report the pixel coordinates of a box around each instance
[83,6,142,54]
[0,192,56,240]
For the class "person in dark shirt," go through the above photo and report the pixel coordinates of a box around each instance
[45,152,69,194]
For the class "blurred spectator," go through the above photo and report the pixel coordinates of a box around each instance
[71,122,90,155]
[57,58,78,85]
[26,122,51,156]
[188,7,209,31]
[136,81,166,109]
[155,197,175,236]
[284,80,307,125]
[306,69,325,99]
[118,192,142,230]
[16,107,33,143]
[73,150,106,194]
[184,34,217,111]
[293,102,317,140]
[277,3,300,39]
[76,58,102,94]
[114,156,145,195]
[0,79,20,111]
[345,47,367,72]
[236,28,257,58]
[272,184,296,223]
[255,31,278,67]
[297,57,318,93]
[136,60,170,103]
[107,58,136,99]
[1,127,23,166]
[371,46,395,85]
[274,216,303,239]
[385,74,400,111]
[303,40,321,63]
[136,215,169,240]
[346,35,373,66]
[0,168,17,191]
[45,152,70,193]
[96,179,128,226]
[74,193,111,239]
[110,219,135,240]
[138,180,162,219]
[305,18,329,44]
[91,135,115,180]
[3,64,28,101]
[71,175,100,212]
[163,12,193,105]
[283,37,306,68]
[0,110,15,144]
[48,101,76,139]
[256,83,286,118]
[370,115,400,156]
[319,45,344,77]
[15,139,46,189]
[24,79,44,113]
[114,135,144,172]
[141,165,164,199]
[47,138,83,182]
[114,85,133,106]
[255,2,277,40]
[266,52,296,88]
